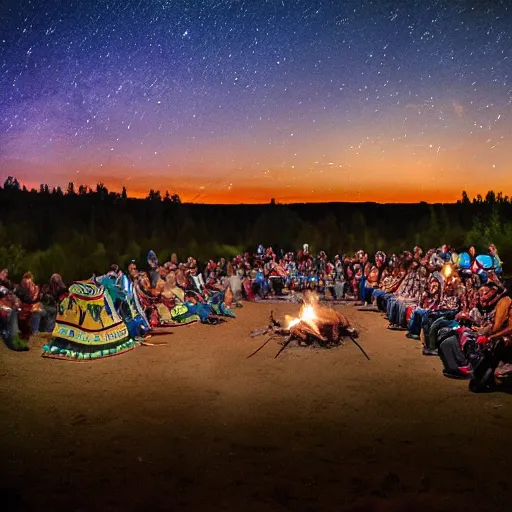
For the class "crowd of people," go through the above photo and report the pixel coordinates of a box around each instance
[1,242,511,392]
[0,270,67,350]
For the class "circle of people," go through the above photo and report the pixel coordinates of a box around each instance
[0,242,511,392]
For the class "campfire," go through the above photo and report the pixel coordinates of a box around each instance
[248,292,368,359]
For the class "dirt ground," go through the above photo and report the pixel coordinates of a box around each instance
[1,302,512,512]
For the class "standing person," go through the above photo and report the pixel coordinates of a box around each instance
[227,262,243,307]
[333,255,346,299]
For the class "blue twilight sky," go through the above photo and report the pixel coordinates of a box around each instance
[1,0,511,203]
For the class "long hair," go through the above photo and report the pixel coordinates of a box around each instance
[50,273,66,298]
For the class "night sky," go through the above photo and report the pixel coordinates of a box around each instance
[1,0,511,203]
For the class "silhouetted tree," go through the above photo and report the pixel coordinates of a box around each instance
[473,194,483,205]
[162,191,181,204]
[1,179,512,283]
[485,190,496,204]
[3,176,20,190]
[460,191,471,205]
[96,182,109,200]
[67,182,76,195]
[147,189,162,201]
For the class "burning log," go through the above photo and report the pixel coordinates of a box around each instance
[249,310,290,338]
[248,293,368,359]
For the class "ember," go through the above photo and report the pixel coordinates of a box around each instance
[248,292,369,359]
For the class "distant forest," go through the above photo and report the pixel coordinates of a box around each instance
[0,176,511,283]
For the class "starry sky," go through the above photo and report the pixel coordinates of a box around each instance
[1,0,511,204]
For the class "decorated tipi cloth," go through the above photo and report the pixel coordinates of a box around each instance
[42,280,135,361]
[153,302,200,326]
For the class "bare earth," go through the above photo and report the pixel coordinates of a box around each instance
[2,303,512,512]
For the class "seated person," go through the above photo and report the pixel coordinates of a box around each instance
[371,259,404,310]
[421,277,463,355]
[15,272,42,339]
[438,282,506,379]
[175,264,192,290]
[0,269,26,351]
[39,274,68,333]
[387,261,427,329]
[147,250,160,288]
[406,272,443,339]
[268,261,286,296]
[432,274,480,355]
[361,251,386,305]
[488,244,503,275]
[469,286,512,391]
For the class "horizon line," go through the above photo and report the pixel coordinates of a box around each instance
[2,175,505,206]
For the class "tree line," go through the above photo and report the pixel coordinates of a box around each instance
[1,176,511,283]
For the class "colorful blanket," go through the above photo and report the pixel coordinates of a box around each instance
[42,281,135,361]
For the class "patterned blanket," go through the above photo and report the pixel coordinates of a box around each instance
[42,281,135,361]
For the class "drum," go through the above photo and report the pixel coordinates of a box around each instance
[269,275,285,295]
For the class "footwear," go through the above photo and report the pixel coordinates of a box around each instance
[458,365,471,375]
[388,325,407,331]
[406,332,420,340]
[422,348,438,356]
[443,369,469,380]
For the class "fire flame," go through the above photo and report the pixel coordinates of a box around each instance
[286,303,317,329]
[288,317,300,328]
[301,304,316,323]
